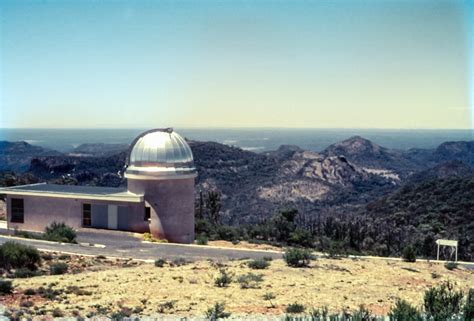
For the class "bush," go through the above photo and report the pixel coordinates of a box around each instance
[196,234,208,245]
[402,245,417,263]
[24,288,36,295]
[0,280,13,295]
[444,262,458,270]
[155,258,166,267]
[50,262,68,275]
[389,299,423,321]
[171,257,189,267]
[157,300,175,313]
[214,225,240,242]
[237,273,263,289]
[283,248,314,267]
[424,281,463,320]
[44,222,76,243]
[205,302,230,320]
[288,228,313,247]
[326,240,347,258]
[286,302,305,314]
[214,269,233,288]
[52,308,64,318]
[464,288,474,320]
[0,241,41,270]
[263,292,276,308]
[13,268,39,278]
[247,258,270,270]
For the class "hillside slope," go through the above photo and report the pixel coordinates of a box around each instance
[363,176,474,260]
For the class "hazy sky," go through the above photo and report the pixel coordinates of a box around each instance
[0,0,472,129]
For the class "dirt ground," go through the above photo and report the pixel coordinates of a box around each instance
[207,240,283,252]
[2,253,473,318]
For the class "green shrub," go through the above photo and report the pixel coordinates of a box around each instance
[214,225,240,242]
[288,228,313,247]
[24,288,36,295]
[444,262,458,270]
[50,262,68,275]
[424,281,463,320]
[0,280,13,295]
[205,302,230,320]
[13,268,39,278]
[286,302,305,314]
[263,292,276,308]
[44,222,76,243]
[464,288,474,320]
[327,240,347,258]
[402,245,417,263]
[0,241,41,270]
[154,258,166,267]
[237,273,263,289]
[196,234,208,245]
[247,258,270,270]
[214,269,233,287]
[283,248,314,267]
[389,299,423,321]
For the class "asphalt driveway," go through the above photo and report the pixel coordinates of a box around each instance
[0,228,283,261]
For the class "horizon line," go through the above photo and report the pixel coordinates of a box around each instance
[1,127,473,131]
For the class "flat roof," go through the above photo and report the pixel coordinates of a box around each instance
[0,183,143,203]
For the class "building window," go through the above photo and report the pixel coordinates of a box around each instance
[144,207,151,222]
[11,198,24,223]
[83,204,91,227]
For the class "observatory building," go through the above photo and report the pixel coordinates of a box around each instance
[0,128,197,243]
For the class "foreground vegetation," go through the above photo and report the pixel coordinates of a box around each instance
[0,242,471,319]
[14,222,77,243]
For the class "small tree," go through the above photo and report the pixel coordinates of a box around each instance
[402,245,417,263]
[263,292,276,308]
[205,302,230,320]
[206,191,222,225]
[283,248,314,267]
[214,269,233,288]
[424,281,463,320]
[389,299,423,321]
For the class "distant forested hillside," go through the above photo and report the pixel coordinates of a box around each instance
[361,177,474,260]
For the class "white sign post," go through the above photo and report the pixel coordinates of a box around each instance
[435,239,458,262]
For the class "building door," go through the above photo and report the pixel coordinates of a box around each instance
[107,205,118,230]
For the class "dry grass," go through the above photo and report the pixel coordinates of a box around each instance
[3,255,473,318]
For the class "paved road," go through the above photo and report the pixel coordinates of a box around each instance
[0,228,283,261]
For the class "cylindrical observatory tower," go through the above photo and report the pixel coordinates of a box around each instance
[125,128,197,243]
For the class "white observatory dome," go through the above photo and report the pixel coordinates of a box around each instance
[124,128,197,180]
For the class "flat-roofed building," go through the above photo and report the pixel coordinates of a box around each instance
[0,128,197,243]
